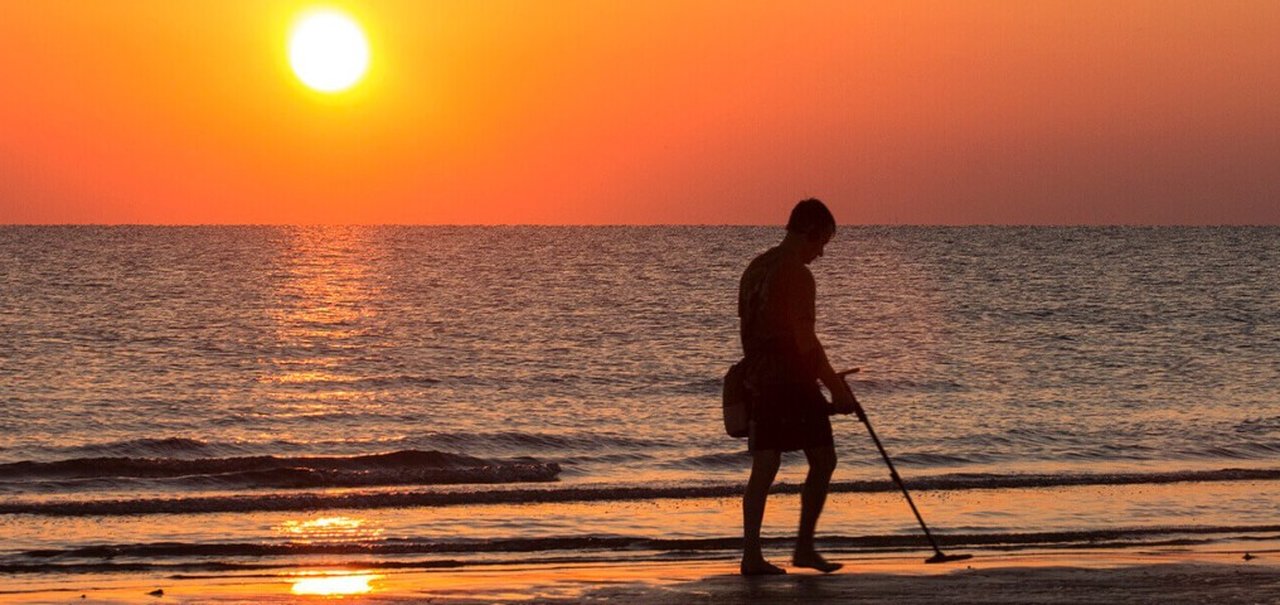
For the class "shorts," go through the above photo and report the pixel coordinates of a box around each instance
[747,381,834,452]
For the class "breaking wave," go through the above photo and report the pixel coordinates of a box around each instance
[4,467,1278,517]
[0,450,561,492]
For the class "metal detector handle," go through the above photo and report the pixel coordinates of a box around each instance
[836,368,867,422]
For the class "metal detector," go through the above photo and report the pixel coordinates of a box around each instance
[839,369,972,564]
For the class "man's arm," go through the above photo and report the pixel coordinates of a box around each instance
[786,265,860,416]
[799,320,860,416]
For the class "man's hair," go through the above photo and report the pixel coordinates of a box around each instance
[786,198,836,236]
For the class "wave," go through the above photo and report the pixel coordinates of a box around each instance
[1236,416,1280,434]
[9,524,1280,574]
[849,378,968,394]
[4,467,1278,517]
[264,374,442,389]
[28,430,1278,478]
[662,451,751,469]
[1186,442,1280,459]
[669,449,1001,470]
[0,450,560,491]
[0,558,475,576]
[658,375,968,398]
[12,431,673,463]
[398,431,677,452]
[26,437,237,460]
[887,451,1001,466]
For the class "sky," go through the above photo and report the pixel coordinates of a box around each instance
[1,1,1278,225]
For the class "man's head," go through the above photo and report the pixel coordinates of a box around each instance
[785,198,836,263]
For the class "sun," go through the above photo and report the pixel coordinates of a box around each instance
[288,8,370,93]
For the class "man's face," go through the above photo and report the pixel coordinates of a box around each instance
[802,227,834,265]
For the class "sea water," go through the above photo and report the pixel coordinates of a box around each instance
[1,226,1278,578]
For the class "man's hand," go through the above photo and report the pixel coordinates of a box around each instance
[831,382,864,421]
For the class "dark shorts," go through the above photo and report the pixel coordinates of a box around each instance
[747,381,834,452]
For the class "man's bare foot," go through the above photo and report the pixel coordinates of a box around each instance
[740,557,787,576]
[792,551,843,573]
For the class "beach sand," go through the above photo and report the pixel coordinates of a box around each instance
[5,547,1278,604]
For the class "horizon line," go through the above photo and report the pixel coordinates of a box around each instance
[2,222,1278,228]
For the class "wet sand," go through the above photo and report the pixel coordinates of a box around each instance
[4,547,1278,604]
[558,556,1280,604]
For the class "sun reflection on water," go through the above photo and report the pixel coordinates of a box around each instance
[290,573,382,596]
[275,515,384,543]
[279,517,386,597]
[254,226,393,440]
[266,226,383,392]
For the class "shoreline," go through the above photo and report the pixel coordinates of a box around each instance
[4,545,1278,604]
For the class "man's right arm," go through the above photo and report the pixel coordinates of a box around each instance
[778,264,861,417]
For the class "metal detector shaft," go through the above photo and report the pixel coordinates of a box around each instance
[858,411,944,555]
[842,375,970,563]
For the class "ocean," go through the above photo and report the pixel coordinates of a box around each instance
[1,226,1278,583]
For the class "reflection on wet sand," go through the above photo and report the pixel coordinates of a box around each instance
[290,573,382,596]
[279,516,386,596]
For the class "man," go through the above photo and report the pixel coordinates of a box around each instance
[737,198,860,576]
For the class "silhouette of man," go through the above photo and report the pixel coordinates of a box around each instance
[737,198,860,575]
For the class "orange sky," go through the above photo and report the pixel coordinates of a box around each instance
[2,1,1278,224]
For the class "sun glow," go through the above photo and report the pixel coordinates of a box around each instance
[288,8,370,93]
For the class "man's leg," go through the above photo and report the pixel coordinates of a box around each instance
[793,445,842,572]
[741,449,784,575]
